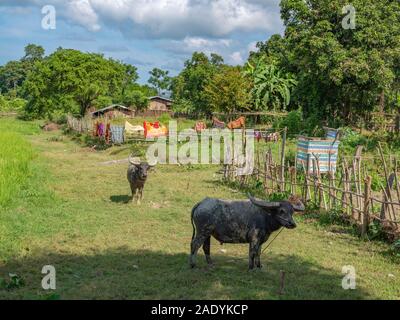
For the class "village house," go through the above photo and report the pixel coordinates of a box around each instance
[90,104,134,118]
[148,96,173,112]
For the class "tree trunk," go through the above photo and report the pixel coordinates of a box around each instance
[379,90,385,113]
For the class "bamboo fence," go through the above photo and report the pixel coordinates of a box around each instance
[223,141,400,239]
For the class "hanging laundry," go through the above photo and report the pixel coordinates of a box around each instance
[97,123,105,137]
[143,121,168,138]
[110,125,125,144]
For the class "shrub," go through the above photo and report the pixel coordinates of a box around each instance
[7,98,26,111]
[368,221,386,240]
[0,94,9,111]
[0,95,26,112]
[158,113,172,124]
[317,207,347,226]
[267,191,291,201]
[391,240,400,258]
[273,109,303,136]
[48,110,68,125]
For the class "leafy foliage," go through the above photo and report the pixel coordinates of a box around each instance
[204,65,251,113]
[253,0,400,123]
[244,60,297,111]
[273,109,304,135]
[0,274,25,290]
[0,44,44,95]
[171,52,224,115]
[148,68,171,95]
[22,48,137,118]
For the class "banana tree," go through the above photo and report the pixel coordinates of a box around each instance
[244,61,297,111]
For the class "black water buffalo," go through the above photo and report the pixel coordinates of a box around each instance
[190,195,305,269]
[127,154,153,204]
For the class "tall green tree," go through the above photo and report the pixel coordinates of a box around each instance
[171,52,224,115]
[119,83,156,111]
[204,65,251,113]
[0,44,45,94]
[21,44,45,62]
[23,48,128,117]
[254,0,400,123]
[148,68,171,95]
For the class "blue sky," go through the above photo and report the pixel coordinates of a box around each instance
[0,0,283,83]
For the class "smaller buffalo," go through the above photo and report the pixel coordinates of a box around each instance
[190,195,305,269]
[127,154,154,204]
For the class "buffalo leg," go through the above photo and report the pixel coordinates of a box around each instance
[202,236,213,265]
[130,185,137,202]
[255,245,262,268]
[139,188,143,203]
[190,234,207,268]
[248,241,260,270]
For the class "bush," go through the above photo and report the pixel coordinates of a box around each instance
[391,240,400,258]
[0,94,9,111]
[7,98,26,111]
[171,98,195,114]
[0,95,26,112]
[273,109,304,136]
[317,207,347,226]
[339,127,379,153]
[267,191,291,201]
[48,110,68,125]
[158,113,172,124]
[368,221,386,240]
[303,113,324,136]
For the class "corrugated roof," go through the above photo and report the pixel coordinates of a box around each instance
[91,104,131,114]
[148,96,173,102]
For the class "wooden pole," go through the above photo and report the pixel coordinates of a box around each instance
[361,176,372,237]
[280,127,287,191]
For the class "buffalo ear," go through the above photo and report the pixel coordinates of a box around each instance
[289,196,305,212]
[248,194,280,209]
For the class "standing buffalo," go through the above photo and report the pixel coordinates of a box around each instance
[127,154,154,204]
[190,195,305,269]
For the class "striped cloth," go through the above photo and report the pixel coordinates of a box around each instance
[296,137,339,173]
[110,125,125,144]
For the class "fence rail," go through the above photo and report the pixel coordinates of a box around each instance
[223,146,400,239]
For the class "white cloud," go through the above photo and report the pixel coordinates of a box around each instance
[65,0,100,32]
[183,36,232,51]
[91,0,281,38]
[1,0,282,38]
[163,36,233,56]
[229,51,244,65]
[247,41,258,53]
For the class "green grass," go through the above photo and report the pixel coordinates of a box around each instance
[0,117,399,299]
[0,118,40,206]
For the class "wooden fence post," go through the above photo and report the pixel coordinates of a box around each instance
[361,176,372,237]
[280,127,287,191]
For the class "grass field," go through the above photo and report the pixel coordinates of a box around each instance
[0,117,399,299]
